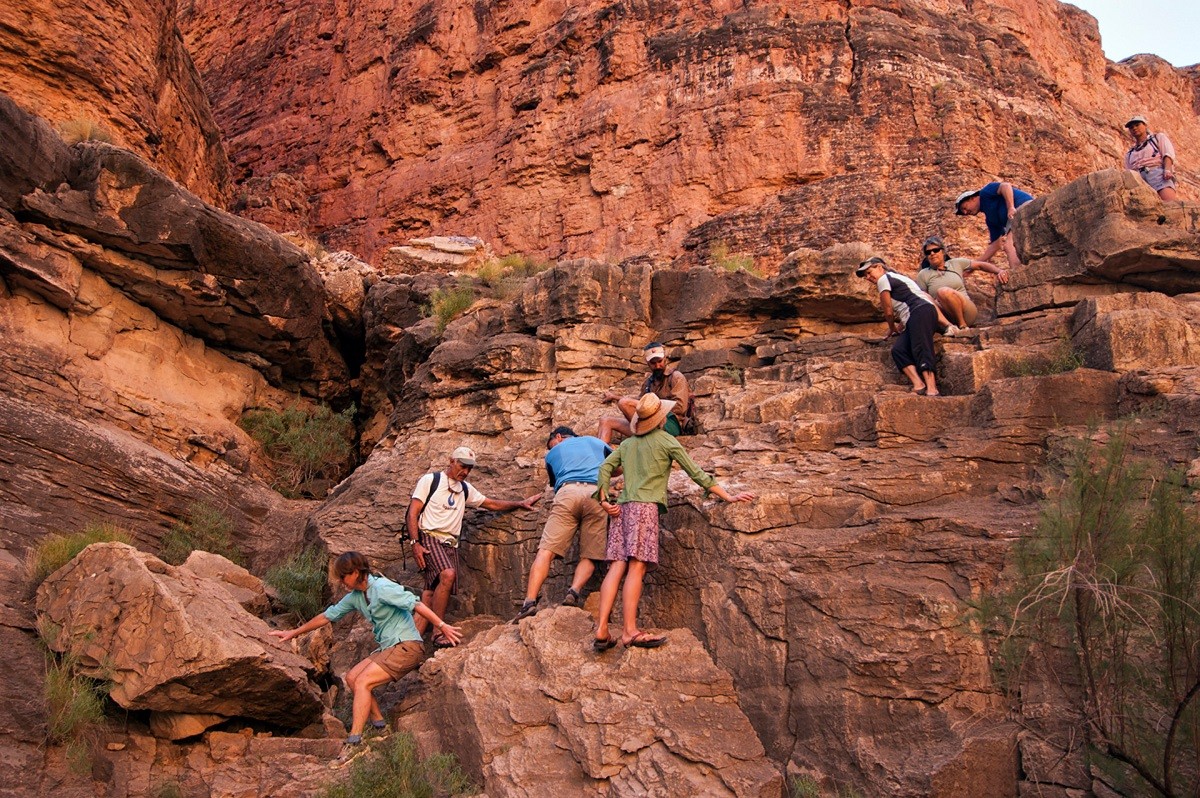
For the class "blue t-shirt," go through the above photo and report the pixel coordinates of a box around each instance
[324,574,421,650]
[545,435,611,490]
[979,182,1034,242]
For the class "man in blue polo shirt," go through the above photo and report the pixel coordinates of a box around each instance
[955,181,1034,269]
[512,426,612,621]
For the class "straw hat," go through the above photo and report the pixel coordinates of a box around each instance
[631,393,676,436]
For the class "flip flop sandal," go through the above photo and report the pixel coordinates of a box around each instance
[624,633,668,649]
[592,636,617,652]
[431,634,454,649]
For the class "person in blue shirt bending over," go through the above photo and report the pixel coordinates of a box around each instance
[270,551,461,763]
[954,181,1034,269]
[512,426,613,622]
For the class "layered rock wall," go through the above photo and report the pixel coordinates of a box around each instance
[0,94,343,564]
[0,0,231,204]
[180,0,1200,267]
[310,173,1200,794]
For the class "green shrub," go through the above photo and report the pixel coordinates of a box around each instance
[59,117,114,145]
[710,241,759,275]
[44,651,107,773]
[159,502,242,566]
[422,283,475,334]
[154,784,185,798]
[323,732,476,797]
[240,403,356,497]
[266,546,330,621]
[472,255,550,300]
[1002,337,1084,377]
[28,523,131,586]
[790,775,821,798]
[979,429,1200,796]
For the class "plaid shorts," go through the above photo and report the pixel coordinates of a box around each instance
[419,533,459,596]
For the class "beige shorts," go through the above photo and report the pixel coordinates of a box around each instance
[369,640,425,680]
[540,482,608,561]
[935,288,977,326]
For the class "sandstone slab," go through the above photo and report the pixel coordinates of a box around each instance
[400,607,782,797]
[1005,169,1200,316]
[35,543,323,728]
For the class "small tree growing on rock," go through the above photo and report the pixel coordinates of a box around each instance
[983,430,1200,796]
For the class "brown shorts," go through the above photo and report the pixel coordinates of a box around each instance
[369,640,426,680]
[540,482,608,560]
[419,533,459,596]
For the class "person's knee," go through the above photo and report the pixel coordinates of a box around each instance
[439,568,457,585]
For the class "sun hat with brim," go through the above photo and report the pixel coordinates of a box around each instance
[631,393,676,436]
[1125,115,1147,129]
[954,189,980,214]
[855,256,886,277]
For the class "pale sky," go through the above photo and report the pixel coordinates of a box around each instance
[1070,1,1200,67]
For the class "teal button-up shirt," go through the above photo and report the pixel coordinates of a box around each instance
[323,574,421,650]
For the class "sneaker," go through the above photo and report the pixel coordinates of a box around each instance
[562,588,583,607]
[511,599,539,623]
[365,720,390,739]
[943,324,960,337]
[331,739,367,768]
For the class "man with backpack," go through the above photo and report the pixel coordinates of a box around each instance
[1124,115,1179,201]
[597,342,694,444]
[406,446,541,646]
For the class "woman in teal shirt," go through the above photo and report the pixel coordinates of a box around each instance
[593,393,754,650]
[271,551,461,760]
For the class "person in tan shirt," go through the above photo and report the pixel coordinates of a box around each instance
[597,342,692,443]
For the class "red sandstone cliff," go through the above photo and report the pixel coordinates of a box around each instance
[179,0,1200,267]
[0,0,231,205]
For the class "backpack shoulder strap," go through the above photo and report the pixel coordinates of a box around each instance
[417,470,446,525]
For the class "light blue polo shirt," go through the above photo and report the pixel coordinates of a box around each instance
[545,435,611,490]
[323,574,421,650]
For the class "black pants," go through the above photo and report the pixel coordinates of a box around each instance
[891,302,937,375]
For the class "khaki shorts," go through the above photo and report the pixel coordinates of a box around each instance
[369,640,425,680]
[935,288,977,326]
[540,482,608,561]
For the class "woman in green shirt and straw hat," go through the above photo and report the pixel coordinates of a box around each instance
[592,393,754,650]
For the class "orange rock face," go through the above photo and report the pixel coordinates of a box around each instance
[180,0,1199,267]
[0,0,230,205]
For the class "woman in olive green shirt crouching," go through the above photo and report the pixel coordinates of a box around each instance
[592,393,754,650]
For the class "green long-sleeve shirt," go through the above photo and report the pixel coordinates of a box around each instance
[596,429,717,514]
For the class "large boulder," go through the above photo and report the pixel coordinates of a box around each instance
[400,607,783,797]
[1005,168,1200,316]
[35,543,323,729]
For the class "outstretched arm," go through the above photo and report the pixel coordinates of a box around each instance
[998,182,1017,215]
[414,602,462,645]
[480,495,541,512]
[269,613,331,642]
[708,484,755,503]
[878,290,902,335]
[965,259,1010,284]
